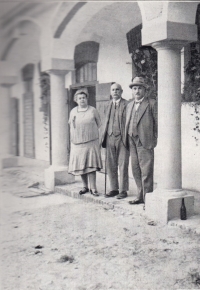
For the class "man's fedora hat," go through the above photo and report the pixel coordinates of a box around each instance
[129,76,147,89]
[74,87,89,97]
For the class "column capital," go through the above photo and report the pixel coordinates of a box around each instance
[0,76,18,87]
[41,57,75,74]
[142,21,197,47]
[45,69,69,76]
[0,61,18,87]
[152,40,188,52]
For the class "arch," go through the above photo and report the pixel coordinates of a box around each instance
[1,17,41,61]
[51,2,123,59]
[1,38,18,61]
[54,2,86,38]
[167,2,199,25]
[51,2,142,60]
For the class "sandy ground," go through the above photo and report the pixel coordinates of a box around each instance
[1,162,200,290]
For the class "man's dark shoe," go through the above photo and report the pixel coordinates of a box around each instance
[105,190,119,198]
[116,191,127,199]
[129,198,144,205]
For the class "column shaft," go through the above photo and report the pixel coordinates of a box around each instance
[156,44,182,190]
[0,83,18,169]
[0,86,11,155]
[50,72,68,167]
[44,70,74,190]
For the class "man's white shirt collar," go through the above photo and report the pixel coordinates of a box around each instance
[135,97,144,104]
[134,97,144,111]
[113,98,121,105]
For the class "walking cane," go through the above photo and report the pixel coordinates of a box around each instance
[104,144,107,196]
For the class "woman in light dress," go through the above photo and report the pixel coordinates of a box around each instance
[68,87,102,196]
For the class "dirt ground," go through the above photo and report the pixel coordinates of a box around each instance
[1,163,200,290]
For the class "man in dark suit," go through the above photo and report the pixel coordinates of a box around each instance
[101,82,129,199]
[125,77,158,207]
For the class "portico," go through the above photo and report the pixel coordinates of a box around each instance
[0,2,199,224]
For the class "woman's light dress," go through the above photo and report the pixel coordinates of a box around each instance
[68,105,102,175]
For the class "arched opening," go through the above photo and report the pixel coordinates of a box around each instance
[21,63,35,158]
[69,41,100,112]
[127,24,157,99]
[74,41,99,84]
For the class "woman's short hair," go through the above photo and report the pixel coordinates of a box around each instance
[74,87,89,103]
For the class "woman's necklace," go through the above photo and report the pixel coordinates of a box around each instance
[77,106,89,112]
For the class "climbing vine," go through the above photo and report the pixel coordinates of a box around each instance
[131,47,157,99]
[39,72,50,151]
[132,44,200,145]
[182,43,200,145]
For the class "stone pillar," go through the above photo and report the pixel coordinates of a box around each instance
[0,78,18,170]
[44,70,74,190]
[155,41,183,190]
[145,41,194,224]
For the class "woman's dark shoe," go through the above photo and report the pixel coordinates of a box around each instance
[90,189,99,197]
[79,187,89,195]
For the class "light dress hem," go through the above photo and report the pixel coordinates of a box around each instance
[68,138,102,176]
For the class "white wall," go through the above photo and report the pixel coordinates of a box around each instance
[98,42,132,100]
[182,103,200,191]
[154,103,200,192]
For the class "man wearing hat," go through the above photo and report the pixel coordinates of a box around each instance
[101,82,129,199]
[125,77,158,207]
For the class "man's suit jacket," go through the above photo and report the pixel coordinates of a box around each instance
[101,98,128,148]
[125,97,158,149]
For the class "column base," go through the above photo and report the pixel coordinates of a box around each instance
[145,189,194,225]
[44,166,75,191]
[1,155,18,170]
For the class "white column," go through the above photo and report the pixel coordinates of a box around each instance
[145,41,194,224]
[0,85,11,155]
[0,82,18,169]
[154,41,182,190]
[45,70,74,190]
[50,72,68,166]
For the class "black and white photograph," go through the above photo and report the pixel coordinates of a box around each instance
[0,1,200,289]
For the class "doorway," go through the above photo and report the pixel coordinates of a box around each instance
[22,64,35,158]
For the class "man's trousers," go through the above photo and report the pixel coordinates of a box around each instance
[128,135,154,202]
[106,134,129,193]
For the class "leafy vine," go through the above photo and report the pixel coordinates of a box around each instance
[132,44,200,145]
[39,72,50,151]
[182,43,200,145]
[131,46,157,99]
